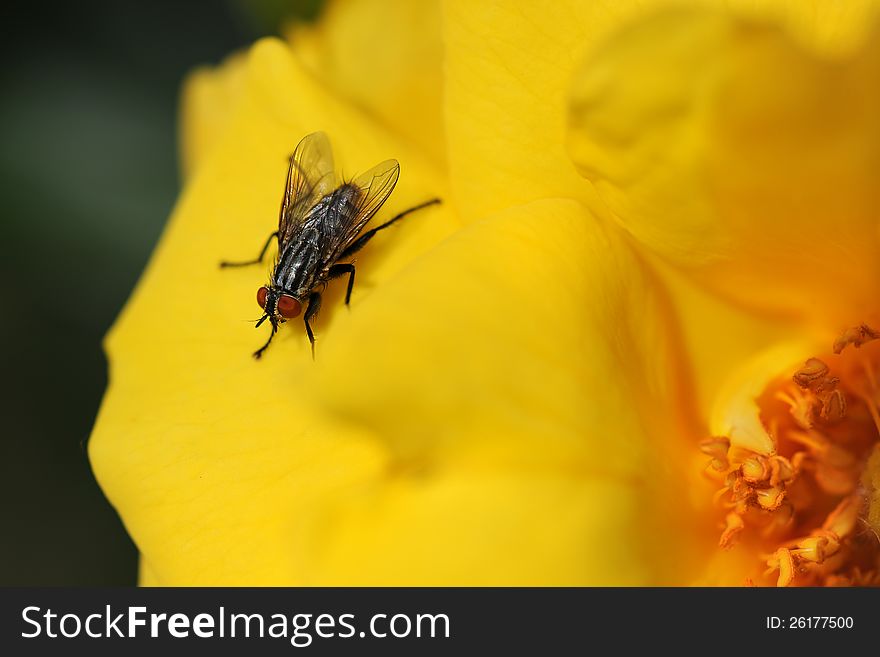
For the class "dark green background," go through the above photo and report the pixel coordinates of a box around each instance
[1,0,319,585]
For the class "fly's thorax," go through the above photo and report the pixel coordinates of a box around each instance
[307,183,361,223]
[273,235,320,294]
[330,182,363,211]
[305,184,362,236]
[272,184,362,295]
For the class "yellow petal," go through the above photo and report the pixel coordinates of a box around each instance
[725,0,880,55]
[179,52,248,180]
[443,0,654,223]
[91,37,455,585]
[310,199,710,583]
[567,7,880,325]
[91,38,707,584]
[443,0,879,225]
[286,0,445,165]
[653,259,795,422]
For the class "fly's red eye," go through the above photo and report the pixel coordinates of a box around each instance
[257,286,268,310]
[277,295,302,318]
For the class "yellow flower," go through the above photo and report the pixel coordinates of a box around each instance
[89,0,880,586]
[567,1,880,584]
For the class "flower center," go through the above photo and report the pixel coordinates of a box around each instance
[701,325,880,586]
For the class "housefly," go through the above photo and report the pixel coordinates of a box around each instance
[221,131,440,359]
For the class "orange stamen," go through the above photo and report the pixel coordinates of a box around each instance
[701,328,880,586]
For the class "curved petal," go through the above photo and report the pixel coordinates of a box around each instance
[567,7,880,325]
[307,199,707,584]
[286,0,446,165]
[443,0,879,225]
[728,0,880,55]
[443,0,626,223]
[653,261,796,421]
[90,80,707,586]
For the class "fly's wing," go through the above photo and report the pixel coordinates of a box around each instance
[278,132,337,245]
[328,159,400,260]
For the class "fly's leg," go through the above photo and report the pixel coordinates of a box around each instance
[339,198,441,259]
[304,291,322,359]
[327,263,356,305]
[253,318,278,360]
[220,231,279,268]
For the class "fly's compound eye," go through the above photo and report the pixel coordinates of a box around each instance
[257,286,269,311]
[277,294,302,319]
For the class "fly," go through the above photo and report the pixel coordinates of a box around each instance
[220,131,440,359]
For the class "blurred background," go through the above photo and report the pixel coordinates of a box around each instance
[0,0,319,585]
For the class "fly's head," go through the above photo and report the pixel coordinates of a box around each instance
[256,285,302,329]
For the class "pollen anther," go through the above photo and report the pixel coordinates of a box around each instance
[833,324,880,354]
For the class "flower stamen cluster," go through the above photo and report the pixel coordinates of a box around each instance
[701,326,880,586]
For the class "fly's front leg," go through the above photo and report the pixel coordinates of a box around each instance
[327,263,355,305]
[253,318,278,360]
[220,231,279,268]
[303,291,322,359]
[340,198,441,259]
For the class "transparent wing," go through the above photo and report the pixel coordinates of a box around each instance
[278,132,337,245]
[329,158,400,259]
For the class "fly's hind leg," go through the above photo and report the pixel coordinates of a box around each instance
[304,291,322,359]
[340,198,441,259]
[220,231,279,268]
[328,263,356,305]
